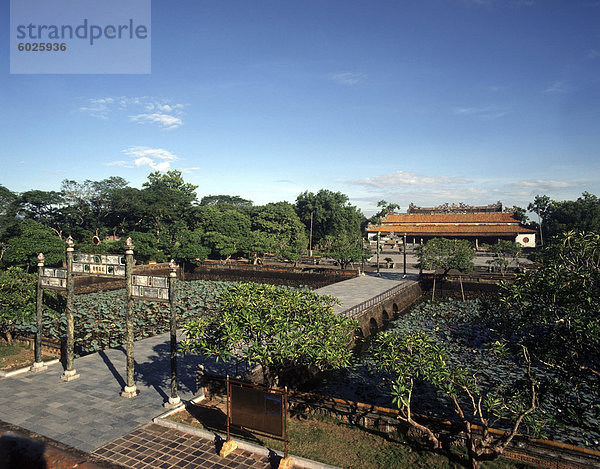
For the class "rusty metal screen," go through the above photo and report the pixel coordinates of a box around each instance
[229,380,283,437]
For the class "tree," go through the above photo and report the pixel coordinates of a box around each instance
[250,202,307,265]
[2,220,64,271]
[141,171,198,245]
[368,200,401,224]
[171,228,210,277]
[528,194,551,246]
[295,189,365,248]
[109,231,166,264]
[0,185,18,217]
[104,186,145,237]
[16,190,64,237]
[498,230,600,383]
[416,238,475,299]
[58,177,134,240]
[483,240,522,276]
[195,206,251,262]
[0,267,36,344]
[180,283,358,387]
[323,231,370,270]
[199,194,253,207]
[543,192,600,240]
[503,205,529,225]
[371,330,539,469]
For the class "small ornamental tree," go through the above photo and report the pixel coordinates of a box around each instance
[180,283,359,387]
[417,238,475,299]
[0,267,36,344]
[483,240,522,276]
[323,231,370,270]
[371,330,539,469]
[171,228,210,277]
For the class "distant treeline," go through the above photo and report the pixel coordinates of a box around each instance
[0,171,367,271]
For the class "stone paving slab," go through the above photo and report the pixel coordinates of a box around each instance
[0,331,219,453]
[315,273,415,314]
[92,423,270,469]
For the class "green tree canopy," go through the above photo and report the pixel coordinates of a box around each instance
[417,238,475,274]
[180,283,358,387]
[141,171,198,245]
[323,231,369,269]
[498,230,600,383]
[0,185,18,217]
[2,220,64,271]
[250,202,307,264]
[482,240,522,275]
[171,228,210,274]
[371,329,539,469]
[199,194,253,207]
[295,189,365,248]
[543,192,600,239]
[0,267,36,344]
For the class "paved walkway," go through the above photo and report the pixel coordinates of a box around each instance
[92,423,270,469]
[0,331,241,453]
[315,272,418,315]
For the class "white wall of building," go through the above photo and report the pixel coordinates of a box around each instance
[515,233,536,247]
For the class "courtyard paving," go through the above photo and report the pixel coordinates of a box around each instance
[0,331,212,452]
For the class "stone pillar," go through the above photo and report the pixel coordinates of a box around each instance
[376,232,380,275]
[403,233,407,277]
[164,260,181,408]
[31,253,47,373]
[121,237,138,398]
[61,237,79,382]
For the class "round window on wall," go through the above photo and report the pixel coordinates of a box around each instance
[522,237,529,244]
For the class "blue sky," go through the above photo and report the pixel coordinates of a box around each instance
[2,0,599,216]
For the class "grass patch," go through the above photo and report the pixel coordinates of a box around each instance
[0,342,54,372]
[167,399,526,468]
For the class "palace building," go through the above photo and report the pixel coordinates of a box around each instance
[367,202,536,248]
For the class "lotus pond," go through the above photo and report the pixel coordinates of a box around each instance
[14,280,245,355]
[315,298,600,451]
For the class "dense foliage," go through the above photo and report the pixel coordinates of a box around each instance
[498,230,600,388]
[180,283,359,387]
[417,238,475,274]
[295,189,364,249]
[481,240,522,275]
[1,174,368,270]
[529,192,600,242]
[0,267,36,344]
[317,298,599,450]
[371,321,538,469]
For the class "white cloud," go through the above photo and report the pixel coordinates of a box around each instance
[105,160,129,167]
[544,81,568,94]
[121,146,178,172]
[327,72,366,86]
[346,170,586,216]
[350,171,470,189]
[180,167,201,174]
[134,156,154,167]
[79,96,186,128]
[129,113,183,129]
[511,179,581,191]
[452,106,510,120]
